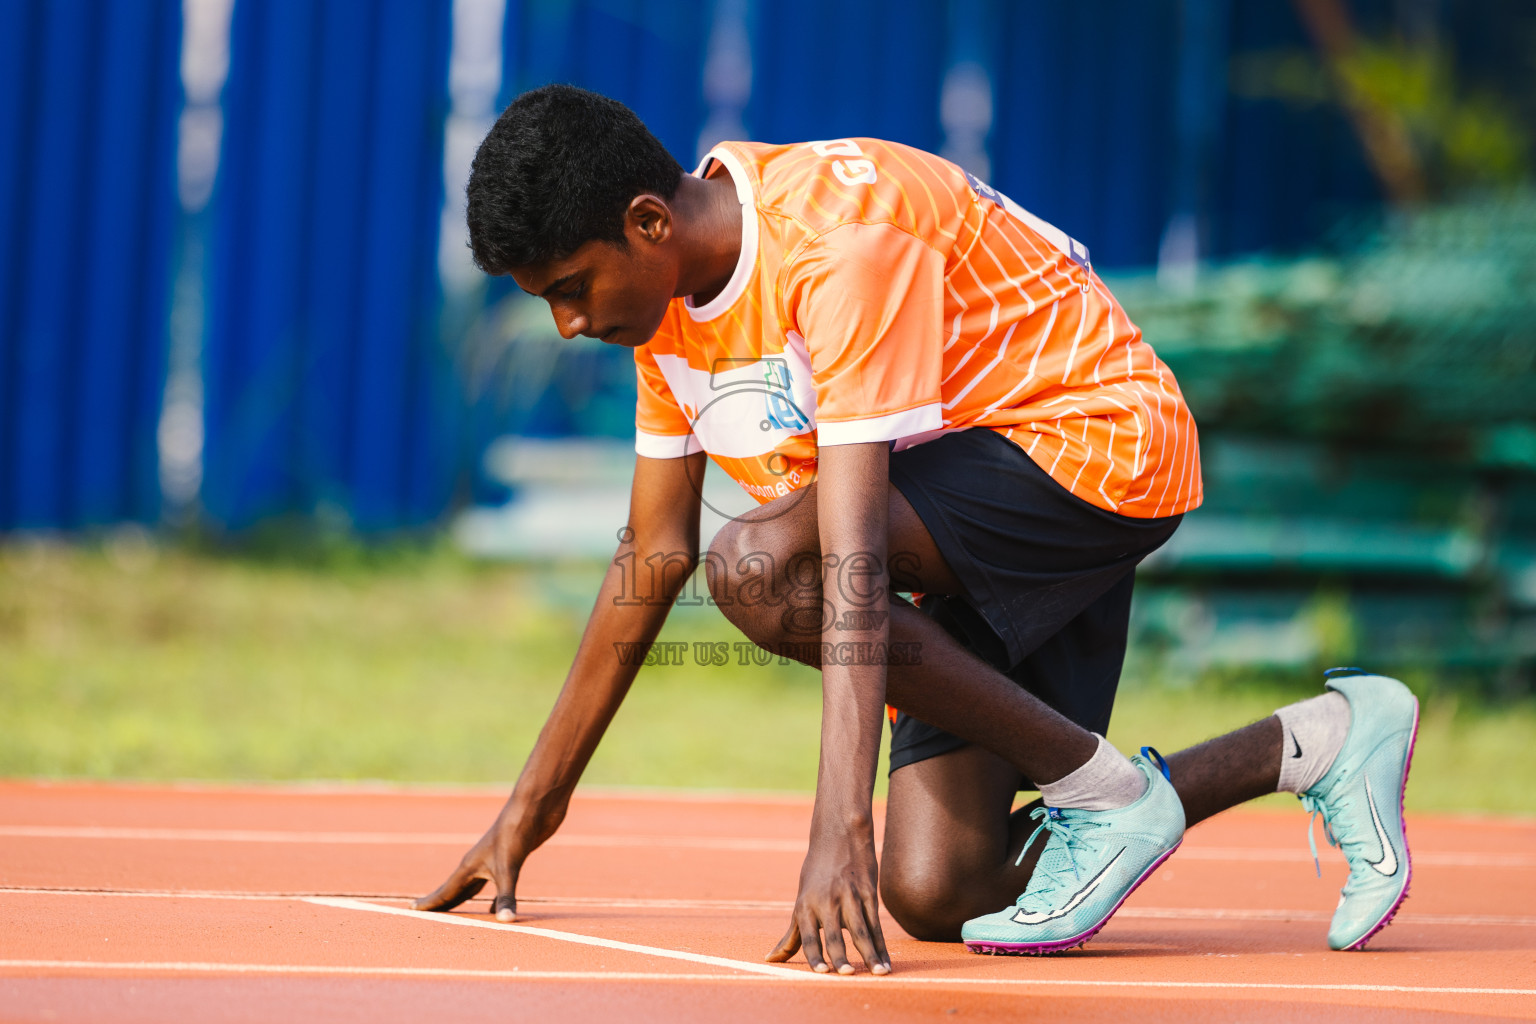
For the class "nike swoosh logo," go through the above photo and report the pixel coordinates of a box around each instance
[1011,849,1125,925]
[1290,732,1303,759]
[1364,776,1399,877]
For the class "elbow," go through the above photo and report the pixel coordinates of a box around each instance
[615,533,700,604]
[655,550,700,602]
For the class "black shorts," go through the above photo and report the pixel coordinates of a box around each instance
[886,427,1181,785]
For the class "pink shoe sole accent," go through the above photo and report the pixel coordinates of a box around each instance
[1339,698,1419,952]
[964,840,1182,957]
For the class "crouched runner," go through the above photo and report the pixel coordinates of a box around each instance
[416,85,1417,972]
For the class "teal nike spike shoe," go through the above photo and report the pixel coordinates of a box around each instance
[1300,671,1419,951]
[962,749,1185,955]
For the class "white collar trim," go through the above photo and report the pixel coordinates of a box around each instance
[684,146,757,322]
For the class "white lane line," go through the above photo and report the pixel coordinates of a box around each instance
[1,889,782,909]
[514,895,795,912]
[0,961,745,981]
[1178,847,1536,869]
[3,827,1530,868]
[0,782,816,804]
[304,898,809,979]
[0,826,479,844]
[1118,906,1536,927]
[0,826,804,852]
[0,888,303,901]
[0,959,1532,997]
[0,888,794,913]
[5,889,1535,928]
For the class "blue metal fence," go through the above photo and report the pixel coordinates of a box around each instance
[747,0,948,155]
[0,0,180,530]
[4,0,1523,533]
[501,0,709,161]
[201,0,455,531]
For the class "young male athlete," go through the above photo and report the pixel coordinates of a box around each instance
[416,85,1418,973]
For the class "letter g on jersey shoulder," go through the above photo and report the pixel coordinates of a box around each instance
[811,139,878,186]
[833,159,876,186]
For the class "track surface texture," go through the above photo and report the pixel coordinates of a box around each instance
[1,781,1533,1023]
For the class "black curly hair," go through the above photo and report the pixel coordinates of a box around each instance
[465,85,686,274]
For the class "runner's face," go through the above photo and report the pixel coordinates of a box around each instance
[511,225,675,350]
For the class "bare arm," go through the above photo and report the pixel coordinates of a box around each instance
[415,451,706,920]
[768,440,893,974]
[812,440,891,845]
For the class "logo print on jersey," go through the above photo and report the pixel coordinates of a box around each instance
[965,171,1091,270]
[762,360,808,432]
[812,139,878,186]
[654,349,817,460]
[1363,777,1399,877]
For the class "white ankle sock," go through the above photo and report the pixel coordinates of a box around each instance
[1037,735,1148,811]
[1274,691,1351,794]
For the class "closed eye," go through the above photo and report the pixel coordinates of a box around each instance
[538,273,585,302]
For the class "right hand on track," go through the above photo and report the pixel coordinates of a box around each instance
[766,819,891,975]
[413,822,524,922]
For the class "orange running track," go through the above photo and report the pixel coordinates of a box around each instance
[1,781,1533,1023]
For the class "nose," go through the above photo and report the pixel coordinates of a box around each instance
[555,313,588,340]
[552,304,590,340]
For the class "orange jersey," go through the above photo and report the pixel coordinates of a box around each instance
[634,139,1202,518]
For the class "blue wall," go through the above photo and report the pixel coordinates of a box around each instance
[4,0,1520,533]
[0,0,180,530]
[501,0,709,162]
[747,0,947,156]
[201,0,456,531]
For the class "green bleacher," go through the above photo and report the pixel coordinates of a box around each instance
[1114,191,1536,687]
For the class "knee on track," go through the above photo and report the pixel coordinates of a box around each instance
[879,860,984,943]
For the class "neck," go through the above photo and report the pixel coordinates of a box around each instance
[671,170,743,305]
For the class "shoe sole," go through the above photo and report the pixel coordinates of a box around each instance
[1337,696,1419,952]
[963,840,1182,956]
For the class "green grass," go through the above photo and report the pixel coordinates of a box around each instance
[0,539,825,788]
[2,539,1532,814]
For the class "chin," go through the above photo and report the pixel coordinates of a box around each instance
[616,310,668,348]
[602,328,647,349]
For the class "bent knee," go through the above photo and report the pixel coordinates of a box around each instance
[703,519,743,608]
[703,520,773,632]
[704,518,820,648]
[879,858,983,942]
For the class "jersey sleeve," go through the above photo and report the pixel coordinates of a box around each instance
[633,335,702,459]
[782,222,945,446]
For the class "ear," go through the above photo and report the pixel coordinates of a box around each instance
[626,194,673,246]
